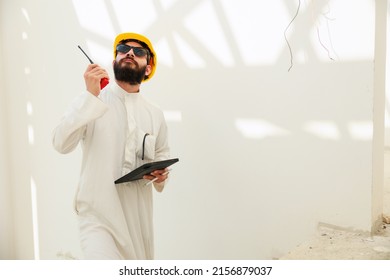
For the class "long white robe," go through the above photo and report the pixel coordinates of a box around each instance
[52,82,170,259]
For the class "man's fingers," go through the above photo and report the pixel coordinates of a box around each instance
[84,64,108,96]
[143,169,170,183]
[85,64,108,77]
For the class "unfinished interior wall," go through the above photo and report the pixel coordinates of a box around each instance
[0,0,14,259]
[0,0,386,260]
[1,0,35,259]
[372,0,387,231]
[384,0,390,220]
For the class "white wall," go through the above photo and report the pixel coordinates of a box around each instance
[1,0,36,259]
[383,0,390,219]
[0,0,385,259]
[372,0,387,231]
[0,0,14,259]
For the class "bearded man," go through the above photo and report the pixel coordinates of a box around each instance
[52,33,170,259]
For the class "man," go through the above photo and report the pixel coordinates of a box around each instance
[53,33,170,259]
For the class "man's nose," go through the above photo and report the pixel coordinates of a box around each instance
[126,48,135,57]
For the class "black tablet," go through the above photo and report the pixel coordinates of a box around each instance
[115,158,179,184]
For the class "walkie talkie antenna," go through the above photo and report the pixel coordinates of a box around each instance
[78,45,94,64]
[77,45,109,89]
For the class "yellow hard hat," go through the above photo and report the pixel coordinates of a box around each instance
[113,32,157,81]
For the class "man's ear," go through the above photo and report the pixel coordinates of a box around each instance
[145,64,152,76]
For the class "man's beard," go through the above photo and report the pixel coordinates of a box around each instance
[113,59,146,85]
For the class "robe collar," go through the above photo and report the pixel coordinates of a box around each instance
[110,82,141,103]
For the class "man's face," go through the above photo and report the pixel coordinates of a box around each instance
[113,41,151,85]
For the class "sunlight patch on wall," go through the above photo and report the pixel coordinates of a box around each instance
[219,0,289,66]
[160,0,179,10]
[27,125,35,145]
[184,0,234,67]
[21,8,31,25]
[235,118,290,139]
[303,121,340,140]
[173,32,206,68]
[385,89,390,146]
[24,67,31,75]
[26,101,33,116]
[71,0,115,40]
[164,110,182,122]
[27,101,34,145]
[385,105,390,128]
[155,38,174,68]
[83,40,112,66]
[111,0,157,33]
[22,32,28,40]
[30,177,40,260]
[295,50,309,64]
[348,121,373,141]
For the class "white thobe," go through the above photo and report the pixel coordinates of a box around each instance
[52,82,170,259]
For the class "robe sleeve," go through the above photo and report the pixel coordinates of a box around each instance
[153,112,170,192]
[52,91,109,154]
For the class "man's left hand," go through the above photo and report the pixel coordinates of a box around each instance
[143,168,169,183]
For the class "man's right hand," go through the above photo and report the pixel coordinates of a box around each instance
[83,64,109,96]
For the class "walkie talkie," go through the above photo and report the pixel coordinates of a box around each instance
[78,45,109,89]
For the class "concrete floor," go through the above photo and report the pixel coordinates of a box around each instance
[280,222,390,260]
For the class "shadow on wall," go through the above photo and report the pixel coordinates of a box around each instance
[11,0,377,259]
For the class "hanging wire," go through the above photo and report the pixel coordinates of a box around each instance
[316,27,334,61]
[284,0,301,71]
[318,3,338,61]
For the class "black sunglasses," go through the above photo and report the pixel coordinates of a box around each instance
[116,44,149,57]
